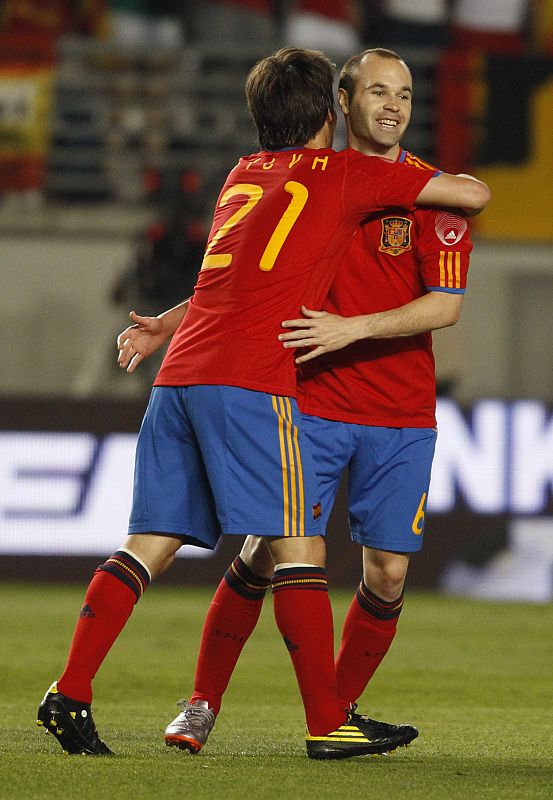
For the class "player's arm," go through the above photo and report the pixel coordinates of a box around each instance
[279,292,463,364]
[117,298,190,372]
[415,173,490,216]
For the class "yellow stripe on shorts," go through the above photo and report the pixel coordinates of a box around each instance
[271,396,305,537]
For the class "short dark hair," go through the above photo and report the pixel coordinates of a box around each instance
[339,48,410,98]
[245,47,336,151]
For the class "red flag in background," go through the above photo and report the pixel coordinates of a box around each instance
[0,32,56,192]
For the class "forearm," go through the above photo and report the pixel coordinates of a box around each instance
[117,297,192,373]
[417,173,490,215]
[157,298,190,338]
[279,293,464,364]
[356,292,462,340]
[455,174,490,217]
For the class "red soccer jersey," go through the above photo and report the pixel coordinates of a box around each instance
[155,147,434,397]
[297,149,473,428]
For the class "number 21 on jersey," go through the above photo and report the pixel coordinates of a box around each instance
[201,181,309,272]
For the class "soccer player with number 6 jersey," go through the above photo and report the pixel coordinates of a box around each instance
[37,47,489,759]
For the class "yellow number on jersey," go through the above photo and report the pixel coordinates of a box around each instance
[259,181,309,271]
[202,183,263,270]
[201,181,309,272]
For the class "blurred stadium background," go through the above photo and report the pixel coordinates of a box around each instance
[1,0,553,603]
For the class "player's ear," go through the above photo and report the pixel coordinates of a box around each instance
[338,88,350,116]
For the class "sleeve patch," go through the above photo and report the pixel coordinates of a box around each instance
[435,211,468,246]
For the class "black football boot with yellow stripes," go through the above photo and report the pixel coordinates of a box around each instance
[37,682,113,755]
[306,705,418,760]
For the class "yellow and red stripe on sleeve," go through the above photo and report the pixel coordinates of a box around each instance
[403,152,437,171]
[438,250,462,289]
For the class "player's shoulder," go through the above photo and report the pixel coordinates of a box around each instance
[337,147,404,179]
[339,147,389,165]
[235,151,263,170]
[339,147,440,174]
[399,149,440,173]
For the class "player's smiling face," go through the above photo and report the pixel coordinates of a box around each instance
[340,54,412,157]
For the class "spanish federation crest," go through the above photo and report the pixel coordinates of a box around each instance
[379,216,412,256]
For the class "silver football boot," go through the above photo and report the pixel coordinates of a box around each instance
[164,699,216,753]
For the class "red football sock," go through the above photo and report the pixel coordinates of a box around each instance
[57,550,150,704]
[191,556,271,714]
[336,581,403,707]
[272,566,346,736]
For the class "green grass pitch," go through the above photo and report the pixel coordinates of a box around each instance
[2,582,553,800]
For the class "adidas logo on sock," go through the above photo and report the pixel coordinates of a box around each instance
[79,604,96,618]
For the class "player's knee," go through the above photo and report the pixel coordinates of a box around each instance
[363,553,408,600]
[154,551,177,578]
[374,572,405,600]
[123,533,181,580]
[240,536,274,578]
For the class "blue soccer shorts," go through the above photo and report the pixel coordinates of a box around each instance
[128,385,322,548]
[301,414,437,553]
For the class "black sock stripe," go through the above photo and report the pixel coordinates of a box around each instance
[233,556,272,589]
[356,581,404,620]
[224,556,271,600]
[272,567,328,593]
[97,550,150,601]
[273,566,325,578]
